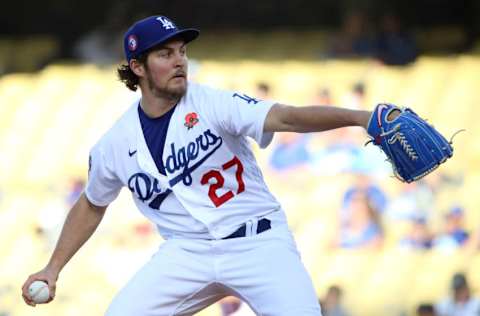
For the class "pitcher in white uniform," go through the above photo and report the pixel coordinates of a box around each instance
[22,15,374,315]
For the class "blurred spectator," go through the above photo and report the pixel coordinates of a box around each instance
[374,12,418,65]
[308,86,344,164]
[309,140,360,175]
[337,81,369,147]
[436,273,480,316]
[320,285,351,316]
[340,82,367,111]
[307,85,360,175]
[269,133,312,172]
[417,303,437,316]
[385,181,434,222]
[327,10,375,58]
[311,87,333,106]
[433,206,470,251]
[254,82,272,100]
[342,174,388,215]
[309,81,369,174]
[308,128,362,176]
[398,215,433,250]
[335,190,383,250]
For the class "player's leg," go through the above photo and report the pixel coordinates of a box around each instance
[105,239,226,316]
[218,224,322,316]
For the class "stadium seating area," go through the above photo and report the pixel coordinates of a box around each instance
[0,56,479,316]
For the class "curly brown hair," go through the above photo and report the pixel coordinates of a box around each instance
[117,53,149,91]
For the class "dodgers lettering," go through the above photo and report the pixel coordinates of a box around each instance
[128,172,172,210]
[128,173,165,202]
[165,129,223,187]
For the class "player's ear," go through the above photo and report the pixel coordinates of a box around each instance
[129,59,145,77]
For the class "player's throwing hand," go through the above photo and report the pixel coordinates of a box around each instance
[21,267,58,306]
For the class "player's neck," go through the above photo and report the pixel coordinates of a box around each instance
[139,92,178,119]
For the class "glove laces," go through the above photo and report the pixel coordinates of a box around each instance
[387,132,418,160]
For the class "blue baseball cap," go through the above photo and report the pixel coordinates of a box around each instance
[446,205,464,218]
[123,15,199,62]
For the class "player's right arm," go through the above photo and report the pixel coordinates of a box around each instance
[21,193,108,306]
[22,140,122,306]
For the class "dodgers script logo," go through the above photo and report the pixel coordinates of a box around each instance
[165,129,222,187]
[128,173,171,210]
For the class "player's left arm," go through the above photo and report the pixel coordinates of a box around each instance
[263,103,372,133]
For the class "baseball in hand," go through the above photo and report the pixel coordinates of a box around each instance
[28,280,50,303]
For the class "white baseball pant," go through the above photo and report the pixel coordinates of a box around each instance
[105,217,321,316]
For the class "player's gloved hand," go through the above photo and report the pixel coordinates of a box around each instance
[22,266,58,306]
[366,103,456,183]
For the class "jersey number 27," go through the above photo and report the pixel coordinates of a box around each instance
[200,156,245,207]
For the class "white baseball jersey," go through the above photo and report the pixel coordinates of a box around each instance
[85,82,283,239]
[87,82,322,316]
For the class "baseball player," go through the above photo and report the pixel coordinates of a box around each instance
[22,15,374,315]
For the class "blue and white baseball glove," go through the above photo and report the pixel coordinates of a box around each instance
[367,103,455,183]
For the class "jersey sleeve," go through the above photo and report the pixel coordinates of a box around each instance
[84,143,123,207]
[208,88,275,148]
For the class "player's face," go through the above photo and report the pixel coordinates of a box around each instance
[144,39,188,100]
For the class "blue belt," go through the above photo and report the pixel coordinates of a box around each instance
[223,218,271,239]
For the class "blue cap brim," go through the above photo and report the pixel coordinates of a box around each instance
[138,28,199,57]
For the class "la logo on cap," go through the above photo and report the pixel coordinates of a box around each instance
[156,16,176,30]
[128,34,138,51]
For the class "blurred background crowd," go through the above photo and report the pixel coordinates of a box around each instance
[1,1,480,316]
